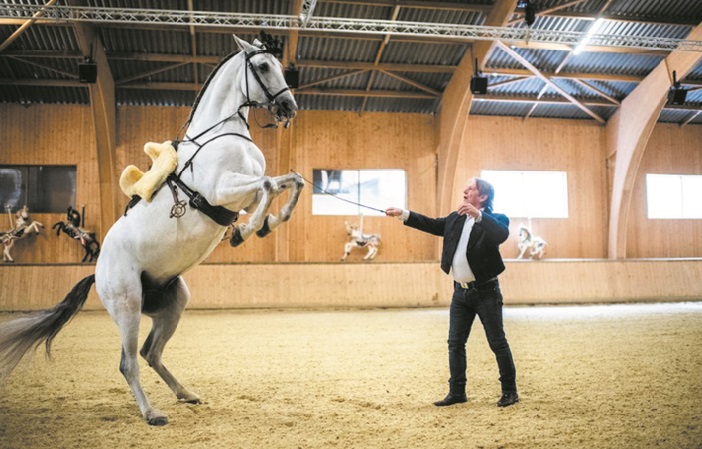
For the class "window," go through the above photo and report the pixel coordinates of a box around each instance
[312,169,406,216]
[480,170,568,218]
[646,174,702,219]
[0,165,76,213]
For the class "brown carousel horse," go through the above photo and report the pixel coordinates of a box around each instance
[52,206,100,262]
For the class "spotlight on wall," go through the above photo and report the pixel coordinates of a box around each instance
[517,0,536,26]
[284,64,299,89]
[470,58,488,95]
[78,57,97,84]
[667,70,687,105]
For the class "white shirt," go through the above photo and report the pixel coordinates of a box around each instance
[451,216,476,283]
[395,209,483,283]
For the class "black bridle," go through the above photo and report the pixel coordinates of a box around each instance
[178,47,292,177]
[240,49,292,120]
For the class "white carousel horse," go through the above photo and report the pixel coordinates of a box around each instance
[0,205,44,263]
[517,224,547,260]
[0,34,303,426]
[52,206,100,263]
[341,217,381,261]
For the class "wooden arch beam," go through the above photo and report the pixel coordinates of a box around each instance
[436,0,518,216]
[606,22,702,259]
[71,19,119,239]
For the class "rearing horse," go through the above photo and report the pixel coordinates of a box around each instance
[0,35,303,426]
[1,205,44,263]
[52,206,100,263]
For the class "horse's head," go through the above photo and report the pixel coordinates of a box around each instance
[518,225,531,241]
[233,34,297,123]
[344,221,360,237]
[18,205,29,220]
[67,206,81,227]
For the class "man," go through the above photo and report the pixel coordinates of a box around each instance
[386,177,518,407]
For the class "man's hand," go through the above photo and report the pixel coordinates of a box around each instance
[457,201,481,219]
[385,207,403,217]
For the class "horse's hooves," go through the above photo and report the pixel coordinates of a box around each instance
[230,227,244,247]
[178,392,202,404]
[255,219,271,238]
[148,416,169,426]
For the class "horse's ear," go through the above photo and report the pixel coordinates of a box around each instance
[233,35,256,53]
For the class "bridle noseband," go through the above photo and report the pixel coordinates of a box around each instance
[243,49,291,108]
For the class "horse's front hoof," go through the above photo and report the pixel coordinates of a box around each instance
[148,416,169,426]
[255,218,271,238]
[230,227,244,247]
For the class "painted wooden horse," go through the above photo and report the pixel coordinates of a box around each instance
[0,205,44,263]
[0,34,302,426]
[517,224,547,260]
[341,215,381,261]
[52,206,101,263]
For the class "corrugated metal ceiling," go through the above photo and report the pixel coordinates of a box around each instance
[0,0,700,125]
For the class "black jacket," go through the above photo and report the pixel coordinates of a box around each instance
[405,210,510,284]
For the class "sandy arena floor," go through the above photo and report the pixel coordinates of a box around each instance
[0,302,701,449]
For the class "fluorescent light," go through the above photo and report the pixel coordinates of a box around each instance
[573,18,604,55]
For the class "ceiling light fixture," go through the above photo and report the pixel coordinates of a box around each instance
[667,70,688,105]
[470,58,488,95]
[284,64,299,89]
[517,0,536,26]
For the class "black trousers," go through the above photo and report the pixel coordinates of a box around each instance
[447,280,517,394]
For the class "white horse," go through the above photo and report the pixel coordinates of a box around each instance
[1,205,44,263]
[341,217,381,261]
[0,35,303,426]
[517,224,547,260]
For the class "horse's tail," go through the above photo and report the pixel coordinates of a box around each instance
[0,274,95,384]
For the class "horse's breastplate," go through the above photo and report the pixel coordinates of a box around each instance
[125,174,239,227]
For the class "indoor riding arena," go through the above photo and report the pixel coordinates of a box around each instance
[1,1,701,449]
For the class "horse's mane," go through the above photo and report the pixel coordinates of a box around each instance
[180,50,241,136]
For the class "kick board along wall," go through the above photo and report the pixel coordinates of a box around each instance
[0,103,701,310]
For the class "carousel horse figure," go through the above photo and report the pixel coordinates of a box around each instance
[52,206,101,263]
[517,224,547,260]
[341,216,381,261]
[0,34,303,426]
[0,205,44,263]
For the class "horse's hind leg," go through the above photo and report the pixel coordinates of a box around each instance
[99,273,168,425]
[3,240,15,263]
[140,276,201,404]
[364,245,378,260]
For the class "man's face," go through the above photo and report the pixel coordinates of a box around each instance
[462,179,486,209]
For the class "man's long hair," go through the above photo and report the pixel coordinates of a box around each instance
[474,177,495,213]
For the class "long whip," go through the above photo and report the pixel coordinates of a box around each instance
[293,171,387,214]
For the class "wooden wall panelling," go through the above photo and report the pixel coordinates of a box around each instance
[459,116,608,259]
[288,110,437,262]
[2,103,700,265]
[627,124,702,258]
[4,259,702,311]
[0,104,101,264]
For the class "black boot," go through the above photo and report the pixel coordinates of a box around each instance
[497,392,519,407]
[433,393,467,407]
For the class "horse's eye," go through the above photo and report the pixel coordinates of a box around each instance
[258,63,269,73]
